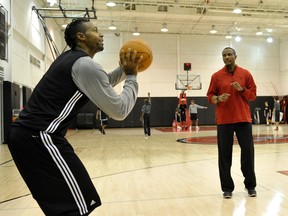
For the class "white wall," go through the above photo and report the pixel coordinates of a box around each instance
[280,39,288,96]
[11,0,63,89]
[0,0,11,81]
[4,0,285,98]
[95,32,281,97]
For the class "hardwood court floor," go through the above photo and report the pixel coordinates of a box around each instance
[1,124,288,216]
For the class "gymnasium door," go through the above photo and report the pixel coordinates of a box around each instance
[0,76,3,144]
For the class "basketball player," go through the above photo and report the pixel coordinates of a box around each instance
[140,92,151,137]
[179,99,188,130]
[188,99,207,130]
[8,18,142,215]
[96,109,109,134]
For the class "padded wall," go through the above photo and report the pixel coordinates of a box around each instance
[71,96,276,129]
[3,81,20,143]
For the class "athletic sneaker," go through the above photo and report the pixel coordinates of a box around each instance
[223,191,232,199]
[99,127,105,135]
[247,189,257,197]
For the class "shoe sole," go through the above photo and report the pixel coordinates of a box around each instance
[223,193,232,199]
[245,188,257,197]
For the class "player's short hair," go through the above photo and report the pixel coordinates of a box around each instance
[223,47,237,55]
[64,18,90,49]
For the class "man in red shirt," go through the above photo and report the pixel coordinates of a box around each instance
[207,47,257,199]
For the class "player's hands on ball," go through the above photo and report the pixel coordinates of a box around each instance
[120,48,143,75]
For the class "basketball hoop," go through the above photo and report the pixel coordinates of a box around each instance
[186,85,192,90]
[175,74,202,90]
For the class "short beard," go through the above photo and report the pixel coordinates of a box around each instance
[226,64,234,73]
[97,47,104,52]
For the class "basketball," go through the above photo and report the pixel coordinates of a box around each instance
[120,39,153,72]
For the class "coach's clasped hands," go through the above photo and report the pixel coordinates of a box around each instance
[119,48,143,75]
[217,93,231,103]
[216,81,245,103]
[231,81,245,92]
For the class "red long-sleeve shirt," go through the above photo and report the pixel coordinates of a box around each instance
[207,65,257,125]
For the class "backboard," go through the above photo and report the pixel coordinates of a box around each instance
[175,74,202,91]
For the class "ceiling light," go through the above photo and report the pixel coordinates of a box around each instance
[161,23,168,32]
[47,0,57,6]
[106,2,116,7]
[235,36,241,42]
[233,2,242,14]
[133,28,140,36]
[256,27,263,35]
[235,26,240,31]
[256,31,263,36]
[233,8,242,13]
[225,32,232,39]
[210,25,217,34]
[266,28,273,33]
[108,21,117,30]
[267,37,273,43]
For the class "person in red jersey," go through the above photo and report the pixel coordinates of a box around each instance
[207,47,257,199]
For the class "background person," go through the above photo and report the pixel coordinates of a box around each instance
[179,99,188,130]
[174,106,181,130]
[264,101,271,126]
[140,92,151,137]
[188,99,207,131]
[7,18,143,215]
[96,109,109,134]
[273,96,281,130]
[207,47,257,199]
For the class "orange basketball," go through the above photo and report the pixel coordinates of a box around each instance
[120,39,153,72]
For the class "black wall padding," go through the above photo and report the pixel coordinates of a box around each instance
[3,81,20,143]
[76,113,95,129]
[22,86,32,107]
[71,96,276,129]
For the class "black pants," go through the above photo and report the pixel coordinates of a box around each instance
[8,126,101,216]
[275,110,280,122]
[143,113,151,136]
[217,123,256,192]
